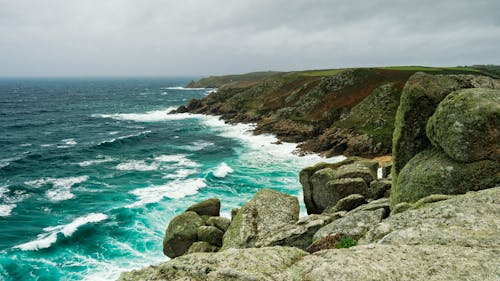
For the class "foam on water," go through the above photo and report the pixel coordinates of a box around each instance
[154,154,201,167]
[213,162,234,178]
[92,108,200,122]
[181,141,214,151]
[97,131,152,146]
[162,169,198,179]
[0,204,16,217]
[78,156,115,167]
[25,176,89,202]
[127,178,207,208]
[13,213,108,251]
[115,160,159,171]
[161,86,212,91]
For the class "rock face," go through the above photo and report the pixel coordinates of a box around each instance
[221,189,299,250]
[391,148,499,206]
[162,198,230,258]
[391,73,500,207]
[162,211,205,258]
[120,187,500,281]
[299,157,379,214]
[426,88,500,162]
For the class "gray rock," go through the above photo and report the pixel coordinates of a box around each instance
[255,214,338,250]
[206,216,231,232]
[186,198,220,217]
[231,208,239,221]
[382,162,392,178]
[118,246,308,281]
[163,211,205,258]
[369,179,392,199]
[186,241,219,254]
[426,88,500,162]
[197,226,224,247]
[221,189,299,250]
[324,194,366,213]
[313,208,385,242]
[350,197,390,213]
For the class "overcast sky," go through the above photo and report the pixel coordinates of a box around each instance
[1,0,499,77]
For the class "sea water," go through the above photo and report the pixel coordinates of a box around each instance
[0,78,343,281]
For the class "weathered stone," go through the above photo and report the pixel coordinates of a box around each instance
[324,194,366,213]
[313,208,385,242]
[369,179,392,199]
[426,88,500,162]
[186,198,220,217]
[390,202,412,215]
[255,214,337,250]
[382,162,392,178]
[197,226,224,247]
[350,197,390,214]
[306,233,343,253]
[186,241,219,254]
[221,189,299,250]
[119,246,308,281]
[206,216,231,232]
[231,208,239,221]
[299,157,377,214]
[163,211,205,258]
[390,148,500,207]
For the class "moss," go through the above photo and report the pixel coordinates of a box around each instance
[390,148,500,208]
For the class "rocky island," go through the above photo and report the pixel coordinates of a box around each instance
[120,67,500,280]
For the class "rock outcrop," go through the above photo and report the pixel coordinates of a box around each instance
[120,187,500,281]
[390,74,500,207]
[162,198,230,258]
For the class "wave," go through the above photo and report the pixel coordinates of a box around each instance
[0,204,16,217]
[213,162,234,178]
[126,178,206,208]
[160,86,213,91]
[25,175,89,202]
[154,154,201,168]
[180,141,214,151]
[96,131,152,147]
[162,169,198,179]
[115,160,159,171]
[91,108,201,122]
[13,213,108,251]
[78,156,115,167]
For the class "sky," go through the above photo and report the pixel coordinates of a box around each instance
[1,0,499,77]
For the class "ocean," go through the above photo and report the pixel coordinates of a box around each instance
[0,78,343,281]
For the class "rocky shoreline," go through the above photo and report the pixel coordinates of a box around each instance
[119,71,499,280]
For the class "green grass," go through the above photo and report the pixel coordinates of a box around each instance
[298,69,347,77]
[379,66,442,71]
[336,236,357,249]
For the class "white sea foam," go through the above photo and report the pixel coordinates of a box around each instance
[115,160,159,171]
[162,169,198,179]
[92,108,199,122]
[79,156,114,167]
[40,143,55,147]
[62,138,77,145]
[181,141,214,151]
[127,178,206,208]
[0,204,16,217]
[20,143,32,147]
[13,213,108,251]
[161,86,212,91]
[98,131,152,145]
[25,176,89,202]
[154,154,201,167]
[213,162,234,178]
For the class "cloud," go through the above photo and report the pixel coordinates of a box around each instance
[0,0,499,76]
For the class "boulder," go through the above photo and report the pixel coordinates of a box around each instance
[299,157,377,214]
[369,179,392,199]
[313,208,385,242]
[426,88,500,162]
[231,208,239,221]
[163,211,205,258]
[390,148,499,207]
[206,216,231,232]
[186,198,220,217]
[350,197,390,214]
[255,214,338,250]
[197,226,224,247]
[324,194,366,213]
[381,162,392,178]
[186,241,219,254]
[221,189,299,250]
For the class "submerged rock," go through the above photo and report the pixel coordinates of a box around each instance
[221,189,299,250]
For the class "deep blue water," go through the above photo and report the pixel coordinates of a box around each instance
[0,78,341,281]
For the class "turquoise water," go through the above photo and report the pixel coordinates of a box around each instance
[0,78,342,281]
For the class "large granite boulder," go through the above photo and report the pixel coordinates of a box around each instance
[197,226,224,247]
[390,148,499,207]
[300,157,378,214]
[186,198,221,216]
[221,189,299,250]
[426,88,500,162]
[162,211,205,258]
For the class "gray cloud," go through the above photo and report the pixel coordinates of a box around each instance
[0,0,499,76]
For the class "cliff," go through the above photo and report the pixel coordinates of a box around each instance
[176,66,498,158]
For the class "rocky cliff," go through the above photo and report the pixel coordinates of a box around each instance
[119,72,500,280]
